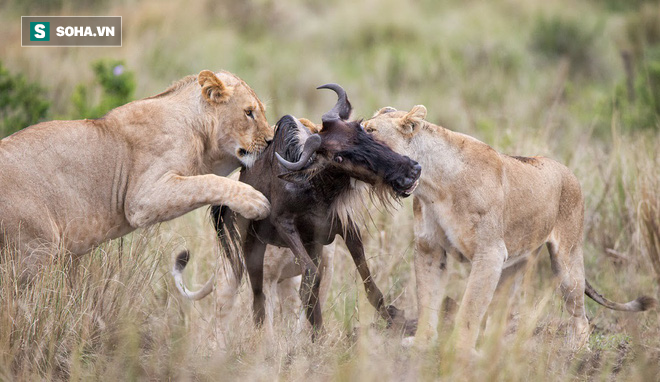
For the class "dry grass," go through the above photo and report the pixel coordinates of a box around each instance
[1,0,660,380]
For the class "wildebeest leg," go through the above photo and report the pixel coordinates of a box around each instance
[274,219,322,336]
[343,229,403,326]
[243,231,268,328]
[317,241,336,311]
[262,246,294,339]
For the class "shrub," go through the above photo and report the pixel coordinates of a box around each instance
[622,2,660,63]
[0,62,50,138]
[614,4,660,131]
[71,59,135,119]
[530,14,603,76]
[3,0,110,14]
[615,52,660,130]
[596,0,657,13]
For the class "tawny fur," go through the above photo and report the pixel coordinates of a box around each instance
[0,70,273,280]
[364,105,657,354]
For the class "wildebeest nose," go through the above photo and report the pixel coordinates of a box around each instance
[395,178,409,189]
[411,162,421,178]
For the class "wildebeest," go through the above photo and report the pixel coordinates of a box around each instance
[174,84,421,336]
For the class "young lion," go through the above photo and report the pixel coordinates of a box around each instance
[364,105,657,354]
[0,70,272,280]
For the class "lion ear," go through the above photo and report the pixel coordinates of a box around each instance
[198,70,234,104]
[298,118,321,133]
[400,105,427,135]
[373,106,397,117]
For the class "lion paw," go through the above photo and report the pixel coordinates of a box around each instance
[233,185,271,220]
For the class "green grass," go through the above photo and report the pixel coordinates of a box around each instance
[1,0,659,380]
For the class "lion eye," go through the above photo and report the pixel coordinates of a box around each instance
[245,109,255,119]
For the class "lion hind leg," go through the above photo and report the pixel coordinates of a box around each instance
[547,240,590,350]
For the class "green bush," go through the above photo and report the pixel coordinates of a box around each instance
[530,14,602,76]
[71,59,135,119]
[3,0,110,14]
[0,62,50,138]
[595,0,655,13]
[622,3,660,63]
[613,4,660,131]
[615,49,660,131]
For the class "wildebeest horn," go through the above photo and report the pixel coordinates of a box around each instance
[318,83,352,122]
[275,134,322,171]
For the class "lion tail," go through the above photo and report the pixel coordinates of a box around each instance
[584,279,657,311]
[171,250,215,301]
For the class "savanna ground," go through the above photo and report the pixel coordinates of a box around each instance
[2,0,660,380]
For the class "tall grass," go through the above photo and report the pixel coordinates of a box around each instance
[1,0,659,380]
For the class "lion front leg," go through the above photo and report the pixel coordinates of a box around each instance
[453,241,507,357]
[413,242,448,346]
[125,173,270,228]
[411,197,448,346]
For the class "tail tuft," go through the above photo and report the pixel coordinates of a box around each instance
[586,279,658,312]
[636,295,658,311]
[175,250,190,272]
[171,250,215,301]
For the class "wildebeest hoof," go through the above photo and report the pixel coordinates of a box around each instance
[384,305,417,336]
[385,304,405,325]
[401,318,418,337]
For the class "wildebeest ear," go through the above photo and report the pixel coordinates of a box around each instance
[400,105,427,134]
[373,106,397,117]
[298,118,321,133]
[198,70,234,104]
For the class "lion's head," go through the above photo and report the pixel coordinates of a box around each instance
[197,70,273,167]
[362,105,428,159]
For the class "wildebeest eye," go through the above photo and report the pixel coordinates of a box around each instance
[334,155,343,163]
[245,109,255,119]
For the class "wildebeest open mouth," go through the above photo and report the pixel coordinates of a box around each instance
[402,178,419,197]
[390,161,421,198]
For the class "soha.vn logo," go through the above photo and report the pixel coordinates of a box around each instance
[55,25,115,37]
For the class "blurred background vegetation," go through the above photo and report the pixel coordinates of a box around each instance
[1,0,660,380]
[1,0,659,140]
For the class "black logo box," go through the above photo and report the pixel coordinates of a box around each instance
[22,16,122,47]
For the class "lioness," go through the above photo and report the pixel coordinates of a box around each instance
[0,70,272,279]
[364,105,657,354]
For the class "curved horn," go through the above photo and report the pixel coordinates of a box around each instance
[317,83,352,122]
[275,134,322,171]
